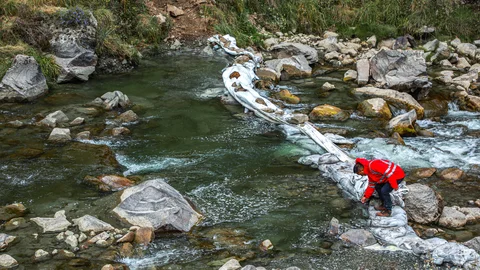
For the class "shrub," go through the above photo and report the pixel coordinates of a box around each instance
[58,6,90,27]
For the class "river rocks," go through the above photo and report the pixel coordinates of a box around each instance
[38,110,70,127]
[357,98,392,119]
[0,203,27,222]
[465,237,480,253]
[404,184,442,224]
[4,217,27,231]
[343,70,357,82]
[270,43,318,64]
[439,206,467,229]
[409,168,436,180]
[113,179,203,232]
[0,254,18,269]
[356,59,369,85]
[48,128,72,142]
[423,39,439,52]
[456,57,471,69]
[387,110,417,136]
[259,239,273,252]
[70,117,85,126]
[133,227,155,245]
[100,91,131,110]
[0,55,48,102]
[65,234,78,249]
[31,210,72,233]
[34,249,50,262]
[112,127,131,136]
[0,234,16,251]
[309,104,350,121]
[370,49,431,91]
[439,167,464,181]
[219,259,242,270]
[285,113,308,124]
[420,99,449,118]
[75,131,91,140]
[73,215,114,233]
[276,89,300,104]
[353,87,424,118]
[452,70,478,90]
[84,175,135,192]
[116,231,135,243]
[328,217,339,235]
[457,43,477,59]
[256,67,279,83]
[456,207,480,224]
[432,242,479,266]
[116,110,138,123]
[340,229,376,246]
[264,55,312,80]
[321,82,335,91]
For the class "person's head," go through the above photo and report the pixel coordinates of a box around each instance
[353,162,366,175]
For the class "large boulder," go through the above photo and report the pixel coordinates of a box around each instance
[50,10,98,83]
[113,179,203,232]
[353,87,424,118]
[404,184,442,224]
[370,49,431,91]
[357,98,392,119]
[264,55,312,80]
[270,43,318,64]
[438,206,467,229]
[0,55,48,102]
[387,110,417,136]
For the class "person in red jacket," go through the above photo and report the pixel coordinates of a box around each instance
[353,158,405,217]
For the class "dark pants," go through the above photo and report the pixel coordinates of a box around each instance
[375,179,404,211]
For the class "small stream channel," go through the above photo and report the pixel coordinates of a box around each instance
[1,53,479,269]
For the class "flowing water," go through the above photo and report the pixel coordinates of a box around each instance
[1,53,479,269]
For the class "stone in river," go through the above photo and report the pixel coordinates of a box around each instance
[31,210,72,233]
[72,215,114,233]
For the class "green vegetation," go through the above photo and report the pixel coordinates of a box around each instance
[206,0,480,47]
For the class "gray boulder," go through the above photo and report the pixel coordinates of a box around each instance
[457,43,477,59]
[38,110,69,127]
[113,179,203,232]
[270,42,318,64]
[357,98,392,119]
[422,39,439,52]
[353,87,424,118]
[0,55,48,102]
[72,215,114,233]
[50,11,97,83]
[48,128,71,142]
[100,90,131,110]
[340,229,377,246]
[31,210,72,233]
[356,58,369,85]
[439,206,467,229]
[432,242,479,266]
[315,37,339,52]
[387,110,417,136]
[0,254,18,269]
[264,55,312,80]
[404,184,442,224]
[465,237,480,253]
[370,49,431,91]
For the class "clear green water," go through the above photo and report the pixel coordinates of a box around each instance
[0,54,438,269]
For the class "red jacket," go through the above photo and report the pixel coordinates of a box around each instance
[356,158,405,199]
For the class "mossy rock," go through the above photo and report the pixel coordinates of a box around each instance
[277,89,300,104]
[357,98,392,119]
[309,104,350,121]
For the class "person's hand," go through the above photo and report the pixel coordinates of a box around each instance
[360,196,368,204]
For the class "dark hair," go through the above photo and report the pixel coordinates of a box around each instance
[353,163,364,174]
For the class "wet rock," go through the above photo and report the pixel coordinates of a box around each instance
[116,231,135,243]
[0,254,18,269]
[34,249,50,262]
[356,59,369,86]
[285,113,308,124]
[276,89,300,104]
[420,99,449,118]
[119,242,134,257]
[370,49,431,91]
[75,131,91,140]
[357,98,392,119]
[343,70,357,82]
[439,206,467,229]
[113,179,203,231]
[4,217,27,231]
[438,167,464,181]
[167,4,184,17]
[456,207,480,224]
[409,168,436,179]
[353,87,424,118]
[264,55,312,80]
[219,259,241,270]
[404,184,442,224]
[328,217,339,235]
[387,110,417,136]
[48,128,71,142]
[321,82,335,91]
[117,110,139,123]
[38,110,69,127]
[73,215,114,233]
[465,237,480,253]
[270,42,318,64]
[65,234,78,249]
[70,117,85,126]
[390,132,405,145]
[101,91,131,110]
[259,239,273,252]
[31,210,72,233]
[54,249,75,260]
[0,55,48,102]
[0,203,27,221]
[340,229,376,246]
[84,175,135,192]
[309,104,350,121]
[256,67,280,83]
[0,234,16,251]
[67,258,91,267]
[134,227,155,245]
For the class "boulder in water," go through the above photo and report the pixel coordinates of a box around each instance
[357,98,392,119]
[72,215,114,233]
[387,110,417,136]
[0,254,18,269]
[270,42,318,64]
[404,184,442,224]
[112,179,203,232]
[438,167,464,181]
[264,55,312,80]
[0,55,48,102]
[438,206,467,229]
[31,210,72,233]
[309,104,350,121]
[48,128,72,142]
